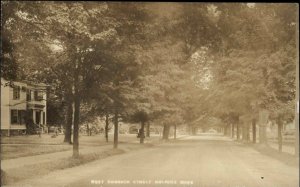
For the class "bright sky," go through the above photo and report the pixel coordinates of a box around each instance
[247,3,255,8]
[48,40,64,52]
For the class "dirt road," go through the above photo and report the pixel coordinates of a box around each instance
[6,134,299,187]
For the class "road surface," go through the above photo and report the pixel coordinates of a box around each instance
[7,134,299,187]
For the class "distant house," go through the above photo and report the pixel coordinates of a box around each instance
[1,78,48,136]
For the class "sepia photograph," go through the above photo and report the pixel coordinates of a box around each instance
[0,2,299,187]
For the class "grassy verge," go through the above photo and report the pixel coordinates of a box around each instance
[1,148,124,185]
[254,144,298,167]
[240,143,299,168]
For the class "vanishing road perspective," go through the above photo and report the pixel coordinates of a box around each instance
[1,2,299,187]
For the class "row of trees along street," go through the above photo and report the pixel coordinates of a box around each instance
[1,2,298,157]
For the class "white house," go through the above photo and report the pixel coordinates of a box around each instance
[1,78,48,136]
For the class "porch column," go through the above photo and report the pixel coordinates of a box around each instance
[44,110,47,126]
[32,110,36,124]
[40,111,43,125]
[40,111,43,132]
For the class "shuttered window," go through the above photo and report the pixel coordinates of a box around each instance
[13,86,20,100]
[11,110,18,124]
[11,110,26,125]
[27,90,31,101]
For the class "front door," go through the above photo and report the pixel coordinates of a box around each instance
[36,111,41,124]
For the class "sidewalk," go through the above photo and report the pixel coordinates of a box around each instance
[1,133,163,145]
[1,133,115,145]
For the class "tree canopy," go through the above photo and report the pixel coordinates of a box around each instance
[1,2,297,151]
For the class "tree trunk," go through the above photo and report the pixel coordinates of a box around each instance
[140,121,145,144]
[252,119,256,143]
[242,122,246,142]
[258,109,268,144]
[227,124,230,136]
[224,123,230,136]
[188,126,193,135]
[259,124,267,144]
[242,123,250,143]
[277,119,283,152]
[72,93,80,158]
[72,58,80,158]
[236,122,240,140]
[105,113,109,142]
[113,109,118,149]
[146,122,150,137]
[246,123,250,142]
[162,125,170,140]
[174,124,177,139]
[231,123,234,138]
[192,127,196,135]
[86,124,90,136]
[64,99,73,144]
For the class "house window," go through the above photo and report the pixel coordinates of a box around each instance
[13,86,20,100]
[11,110,26,125]
[27,90,31,101]
[11,110,18,124]
[34,91,38,100]
[34,91,43,101]
[38,91,43,101]
[19,110,26,124]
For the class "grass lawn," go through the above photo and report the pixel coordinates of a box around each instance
[1,144,71,160]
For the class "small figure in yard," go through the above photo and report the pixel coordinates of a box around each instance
[51,127,58,138]
[55,127,58,136]
[37,124,41,138]
[137,129,141,138]
[88,124,92,136]
[137,128,145,139]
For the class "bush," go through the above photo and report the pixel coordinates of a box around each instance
[25,119,38,135]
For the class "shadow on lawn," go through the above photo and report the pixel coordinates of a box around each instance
[245,143,299,168]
